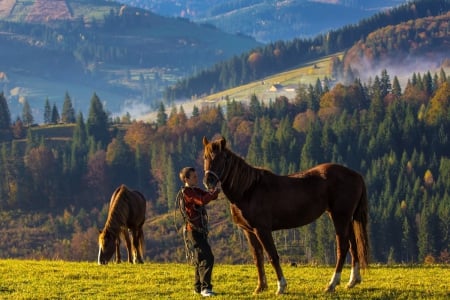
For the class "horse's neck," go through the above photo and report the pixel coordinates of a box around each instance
[104,218,122,235]
[104,203,126,234]
[223,154,258,200]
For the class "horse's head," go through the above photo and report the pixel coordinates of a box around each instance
[202,136,227,190]
[98,229,115,265]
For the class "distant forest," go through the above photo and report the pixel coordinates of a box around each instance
[0,66,449,265]
[164,0,450,101]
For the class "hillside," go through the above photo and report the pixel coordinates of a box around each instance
[117,0,410,43]
[163,0,450,102]
[344,11,450,81]
[0,0,261,122]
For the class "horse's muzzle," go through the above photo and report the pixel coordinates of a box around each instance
[204,170,220,190]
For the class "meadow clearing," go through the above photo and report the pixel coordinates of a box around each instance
[0,260,448,299]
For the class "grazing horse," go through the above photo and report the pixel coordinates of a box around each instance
[98,184,146,265]
[202,137,369,294]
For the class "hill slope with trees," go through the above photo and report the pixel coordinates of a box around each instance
[0,0,448,265]
[0,65,449,264]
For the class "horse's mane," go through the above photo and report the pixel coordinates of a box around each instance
[103,185,130,234]
[221,147,272,193]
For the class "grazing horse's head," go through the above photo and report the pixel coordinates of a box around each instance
[202,136,227,190]
[98,230,115,265]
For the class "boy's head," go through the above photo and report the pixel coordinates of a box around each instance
[179,167,197,185]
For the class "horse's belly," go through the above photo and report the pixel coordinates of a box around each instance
[272,204,327,230]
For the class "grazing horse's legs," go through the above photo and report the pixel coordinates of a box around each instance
[244,230,268,294]
[326,216,351,293]
[254,228,287,295]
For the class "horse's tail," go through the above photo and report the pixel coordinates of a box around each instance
[353,180,369,269]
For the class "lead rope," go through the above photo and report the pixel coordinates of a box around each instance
[174,188,195,264]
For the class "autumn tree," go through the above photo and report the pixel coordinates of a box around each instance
[124,121,154,151]
[24,144,59,208]
[425,82,449,125]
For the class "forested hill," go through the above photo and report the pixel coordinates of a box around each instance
[164,0,450,101]
[0,65,449,265]
[0,0,261,119]
[344,11,450,79]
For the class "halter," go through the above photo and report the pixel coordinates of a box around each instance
[203,170,222,189]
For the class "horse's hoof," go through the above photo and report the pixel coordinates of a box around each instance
[253,284,268,295]
[324,285,336,293]
[346,278,361,289]
[276,278,287,295]
[276,289,286,295]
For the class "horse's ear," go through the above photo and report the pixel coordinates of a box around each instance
[203,136,209,146]
[220,137,226,149]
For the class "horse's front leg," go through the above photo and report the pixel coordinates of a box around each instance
[115,237,121,263]
[255,228,287,295]
[243,230,268,294]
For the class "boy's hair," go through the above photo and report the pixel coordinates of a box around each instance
[179,167,196,182]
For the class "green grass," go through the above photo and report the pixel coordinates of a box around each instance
[0,260,448,299]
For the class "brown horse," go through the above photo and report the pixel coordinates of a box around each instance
[98,184,146,265]
[202,137,369,294]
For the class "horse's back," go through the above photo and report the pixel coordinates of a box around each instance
[129,189,146,225]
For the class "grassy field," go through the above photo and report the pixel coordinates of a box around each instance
[0,260,448,299]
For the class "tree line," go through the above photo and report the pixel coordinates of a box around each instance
[0,66,449,263]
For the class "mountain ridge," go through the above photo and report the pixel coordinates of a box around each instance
[116,0,411,42]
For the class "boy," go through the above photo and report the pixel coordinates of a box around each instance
[178,167,220,297]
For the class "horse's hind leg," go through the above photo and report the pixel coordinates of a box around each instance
[347,226,362,288]
[130,228,144,264]
[243,230,268,294]
[254,228,287,295]
[326,216,351,293]
[135,227,145,263]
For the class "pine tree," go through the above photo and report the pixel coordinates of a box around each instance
[86,93,109,147]
[22,99,33,126]
[156,102,167,127]
[380,69,392,99]
[392,76,402,98]
[61,92,76,123]
[43,98,51,124]
[0,92,11,129]
[51,103,60,124]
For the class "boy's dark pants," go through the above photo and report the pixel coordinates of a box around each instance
[187,230,214,292]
